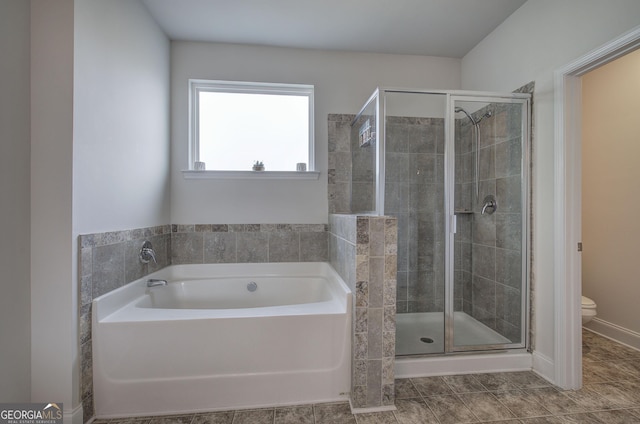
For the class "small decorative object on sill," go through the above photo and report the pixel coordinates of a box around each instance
[252,160,265,171]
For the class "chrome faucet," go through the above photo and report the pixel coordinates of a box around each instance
[481,195,497,215]
[147,278,167,287]
[139,240,157,264]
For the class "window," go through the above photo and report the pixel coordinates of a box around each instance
[189,80,315,174]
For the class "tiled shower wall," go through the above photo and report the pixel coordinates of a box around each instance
[328,114,356,214]
[329,214,397,410]
[385,116,445,314]
[330,113,448,315]
[79,223,328,422]
[329,100,531,345]
[329,114,444,315]
[350,111,377,213]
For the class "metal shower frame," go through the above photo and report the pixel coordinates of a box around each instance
[352,87,532,355]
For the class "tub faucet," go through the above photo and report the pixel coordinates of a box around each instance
[147,278,167,287]
[139,240,157,264]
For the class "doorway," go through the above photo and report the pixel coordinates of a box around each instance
[581,48,640,347]
[554,26,640,389]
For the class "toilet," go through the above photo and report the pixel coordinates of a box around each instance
[581,296,597,324]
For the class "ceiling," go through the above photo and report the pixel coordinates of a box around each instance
[141,0,527,58]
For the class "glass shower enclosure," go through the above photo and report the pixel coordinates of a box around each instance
[351,88,530,355]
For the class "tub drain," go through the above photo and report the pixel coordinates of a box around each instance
[420,337,434,344]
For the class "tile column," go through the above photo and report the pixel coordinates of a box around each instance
[329,214,397,412]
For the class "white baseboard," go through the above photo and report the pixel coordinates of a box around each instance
[532,350,555,385]
[65,403,83,424]
[584,318,640,351]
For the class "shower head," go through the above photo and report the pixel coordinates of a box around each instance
[476,110,493,124]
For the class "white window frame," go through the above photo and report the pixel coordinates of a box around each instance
[186,79,318,180]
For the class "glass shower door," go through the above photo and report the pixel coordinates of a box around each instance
[384,91,448,356]
[449,96,529,351]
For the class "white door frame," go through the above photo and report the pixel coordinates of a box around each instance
[553,26,640,389]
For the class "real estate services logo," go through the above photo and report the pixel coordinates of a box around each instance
[0,403,62,424]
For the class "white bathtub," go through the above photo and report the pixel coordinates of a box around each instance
[92,262,352,418]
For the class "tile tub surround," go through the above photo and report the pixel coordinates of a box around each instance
[89,331,640,423]
[170,223,329,264]
[80,223,329,422]
[329,214,398,411]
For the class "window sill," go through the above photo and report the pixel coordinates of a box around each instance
[182,170,321,180]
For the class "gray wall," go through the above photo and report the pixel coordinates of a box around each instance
[0,0,31,402]
[74,0,171,234]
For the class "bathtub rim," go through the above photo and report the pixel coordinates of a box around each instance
[93,262,351,322]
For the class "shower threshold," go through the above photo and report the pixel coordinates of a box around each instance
[396,311,511,356]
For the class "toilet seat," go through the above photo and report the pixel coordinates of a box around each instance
[582,296,596,309]
[581,296,597,325]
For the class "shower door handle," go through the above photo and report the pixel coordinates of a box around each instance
[450,215,457,234]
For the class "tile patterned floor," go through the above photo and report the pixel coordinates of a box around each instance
[93,330,640,424]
